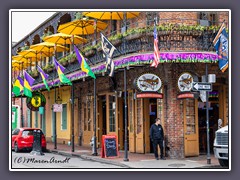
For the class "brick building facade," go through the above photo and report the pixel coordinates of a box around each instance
[12,11,229,158]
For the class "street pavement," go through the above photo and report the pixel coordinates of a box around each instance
[11,152,125,169]
[46,142,226,170]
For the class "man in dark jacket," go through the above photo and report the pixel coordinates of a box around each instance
[150,118,166,160]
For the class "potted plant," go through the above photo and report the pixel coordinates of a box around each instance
[43,63,54,73]
[67,53,77,63]
[94,42,102,52]
[83,45,96,57]
[21,45,30,51]
[58,56,68,66]
[41,30,53,40]
[123,27,146,41]
[109,33,123,46]
[29,69,39,78]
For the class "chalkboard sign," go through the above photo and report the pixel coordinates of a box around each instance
[101,135,119,158]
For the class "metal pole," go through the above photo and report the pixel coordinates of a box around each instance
[71,82,75,152]
[40,113,43,129]
[21,95,24,127]
[93,78,98,155]
[205,64,211,164]
[21,63,24,127]
[54,84,57,149]
[123,12,129,162]
[92,20,98,156]
[123,67,129,161]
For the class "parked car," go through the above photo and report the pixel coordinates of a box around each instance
[213,125,228,167]
[12,128,47,152]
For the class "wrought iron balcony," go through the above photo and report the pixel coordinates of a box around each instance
[31,27,219,87]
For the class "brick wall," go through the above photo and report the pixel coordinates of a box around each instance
[158,12,198,25]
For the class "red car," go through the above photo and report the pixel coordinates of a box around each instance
[12,128,47,152]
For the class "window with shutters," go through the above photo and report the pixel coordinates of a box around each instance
[84,105,87,131]
[185,99,196,135]
[109,95,116,132]
[83,98,92,131]
[61,104,67,130]
[199,12,217,26]
[129,92,134,133]
[87,100,91,131]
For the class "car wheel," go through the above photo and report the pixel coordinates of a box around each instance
[218,159,228,167]
[14,142,20,153]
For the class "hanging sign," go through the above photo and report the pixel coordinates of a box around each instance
[39,107,44,114]
[135,73,162,92]
[26,92,46,111]
[177,72,194,92]
[192,82,212,91]
[136,93,163,99]
[177,92,199,99]
[53,104,62,112]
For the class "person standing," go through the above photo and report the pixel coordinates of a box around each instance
[150,118,166,160]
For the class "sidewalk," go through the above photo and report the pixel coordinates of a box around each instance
[46,142,222,169]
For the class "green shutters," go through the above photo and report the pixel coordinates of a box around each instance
[27,109,31,127]
[61,104,67,130]
[35,111,38,128]
[12,106,18,130]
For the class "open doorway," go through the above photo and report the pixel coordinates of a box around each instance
[98,95,107,147]
[198,100,219,154]
[120,95,129,151]
[149,98,157,153]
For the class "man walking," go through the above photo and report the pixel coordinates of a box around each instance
[150,118,166,160]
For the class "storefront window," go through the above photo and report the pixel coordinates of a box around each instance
[109,96,116,132]
[129,92,134,133]
[185,99,196,134]
[84,106,87,131]
[137,99,142,134]
[87,101,91,131]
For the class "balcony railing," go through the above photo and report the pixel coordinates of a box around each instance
[31,26,219,86]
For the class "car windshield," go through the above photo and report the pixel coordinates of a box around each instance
[22,129,43,136]
[12,128,20,135]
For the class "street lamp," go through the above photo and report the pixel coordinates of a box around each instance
[54,86,62,149]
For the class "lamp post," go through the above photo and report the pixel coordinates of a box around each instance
[205,64,211,164]
[71,82,75,152]
[21,63,24,127]
[92,78,98,156]
[53,86,57,149]
[123,12,129,162]
[54,86,62,150]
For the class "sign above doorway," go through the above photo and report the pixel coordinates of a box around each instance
[135,73,162,92]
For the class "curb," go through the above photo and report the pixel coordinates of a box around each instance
[49,149,131,168]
